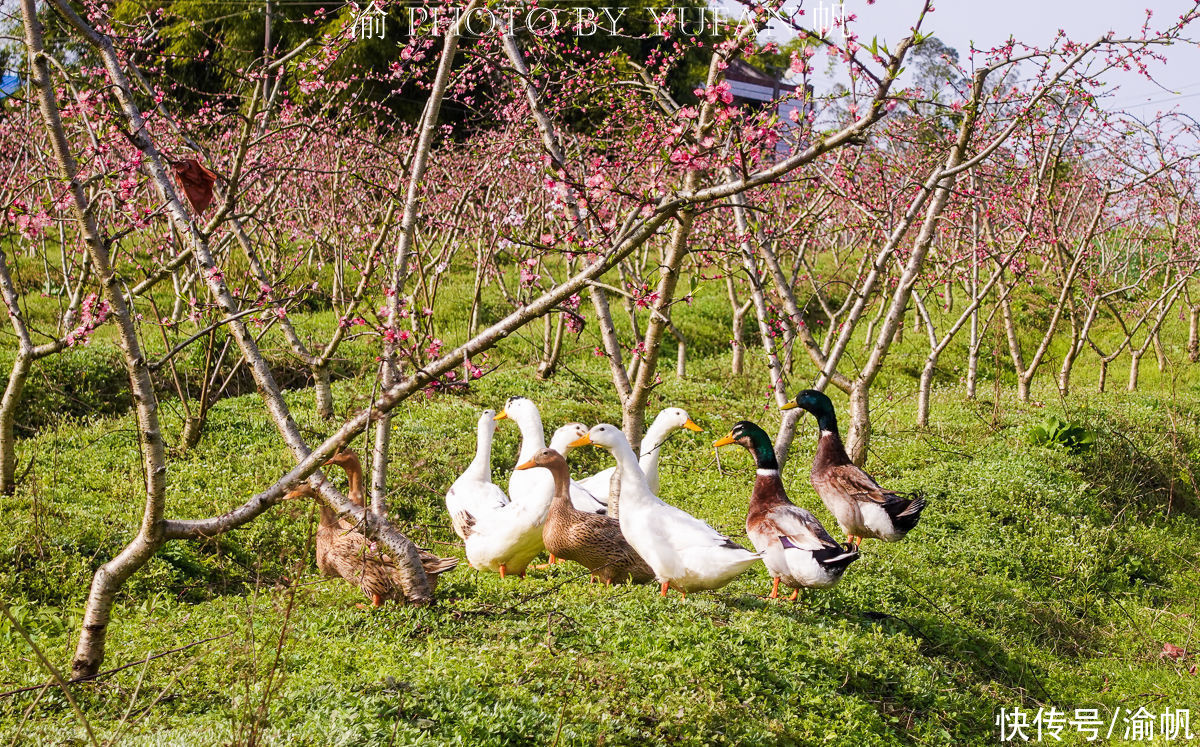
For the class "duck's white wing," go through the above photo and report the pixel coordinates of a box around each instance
[446,479,510,540]
[576,466,615,500]
[446,478,509,514]
[568,480,607,514]
[653,501,754,554]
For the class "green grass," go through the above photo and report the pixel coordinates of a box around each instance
[0,251,1198,744]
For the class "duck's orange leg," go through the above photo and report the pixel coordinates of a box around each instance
[660,581,669,597]
[768,577,781,600]
[499,564,507,579]
[372,593,382,607]
[534,554,558,570]
[788,589,799,602]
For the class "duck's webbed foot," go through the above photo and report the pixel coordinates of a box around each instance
[768,577,781,600]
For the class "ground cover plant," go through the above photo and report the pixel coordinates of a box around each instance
[0,0,1199,743]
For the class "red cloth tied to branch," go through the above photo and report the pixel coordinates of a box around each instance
[170,159,218,215]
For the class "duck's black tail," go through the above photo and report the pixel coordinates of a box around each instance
[809,541,860,572]
[885,492,926,534]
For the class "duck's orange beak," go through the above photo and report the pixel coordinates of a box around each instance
[494,410,509,421]
[713,433,736,448]
[515,459,536,470]
[683,418,702,432]
[780,401,799,411]
[568,433,592,448]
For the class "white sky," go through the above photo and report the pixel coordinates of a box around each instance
[734,0,1200,121]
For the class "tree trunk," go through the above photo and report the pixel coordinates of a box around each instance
[22,0,172,678]
[370,8,474,516]
[1097,359,1108,393]
[1188,305,1199,363]
[180,416,205,451]
[0,351,32,495]
[535,314,565,380]
[72,535,165,679]
[672,326,687,380]
[730,191,799,468]
[621,210,694,449]
[916,357,936,428]
[845,385,871,466]
[731,327,745,374]
[1017,376,1031,403]
[313,365,334,420]
[1127,353,1141,392]
[1185,306,1195,365]
[966,322,980,399]
[1058,339,1082,398]
[1000,294,1032,403]
[729,287,751,375]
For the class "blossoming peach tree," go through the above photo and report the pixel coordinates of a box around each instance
[5,0,1198,681]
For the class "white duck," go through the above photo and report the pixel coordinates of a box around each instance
[443,409,545,578]
[569,424,761,598]
[577,407,702,500]
[498,397,605,514]
[445,409,510,542]
[548,422,589,462]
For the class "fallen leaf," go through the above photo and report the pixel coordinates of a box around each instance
[1161,643,1188,661]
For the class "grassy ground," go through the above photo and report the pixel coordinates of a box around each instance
[0,256,1198,744]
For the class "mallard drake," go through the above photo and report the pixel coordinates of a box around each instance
[445,409,511,542]
[497,397,605,514]
[516,447,654,585]
[569,424,760,598]
[290,450,458,606]
[714,421,858,600]
[782,390,926,545]
[577,407,703,500]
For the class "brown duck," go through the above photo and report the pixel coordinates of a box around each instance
[714,421,858,601]
[288,450,458,606]
[782,390,926,546]
[515,447,654,585]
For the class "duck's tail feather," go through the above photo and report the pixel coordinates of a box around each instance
[421,553,460,576]
[717,536,757,553]
[884,492,926,533]
[803,539,860,571]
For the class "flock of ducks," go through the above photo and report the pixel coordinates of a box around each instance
[289,390,927,605]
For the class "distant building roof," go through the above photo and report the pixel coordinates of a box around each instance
[725,59,797,104]
[718,60,810,158]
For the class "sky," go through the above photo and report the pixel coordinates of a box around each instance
[739,0,1200,122]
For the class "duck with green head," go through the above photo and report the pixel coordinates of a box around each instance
[782,389,926,546]
[715,421,858,600]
